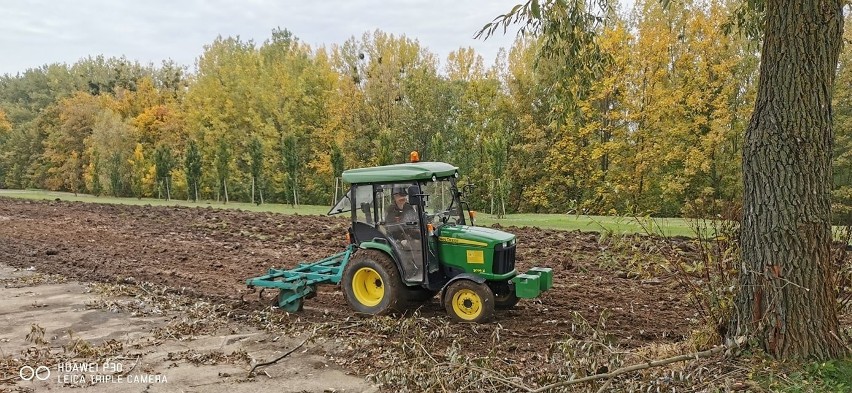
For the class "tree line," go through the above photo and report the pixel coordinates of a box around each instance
[0,0,850,222]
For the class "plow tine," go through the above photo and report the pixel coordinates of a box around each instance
[240,286,257,303]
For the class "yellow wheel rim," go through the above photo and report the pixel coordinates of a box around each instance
[352,267,384,307]
[451,288,482,321]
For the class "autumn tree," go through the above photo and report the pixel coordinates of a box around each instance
[281,134,301,206]
[485,133,509,218]
[330,142,345,180]
[154,144,175,200]
[500,38,554,212]
[248,136,264,205]
[0,109,11,187]
[484,0,847,360]
[731,0,846,359]
[184,140,202,202]
[89,109,134,197]
[215,138,231,204]
[128,143,146,199]
[66,151,83,196]
[87,150,102,196]
[43,92,103,192]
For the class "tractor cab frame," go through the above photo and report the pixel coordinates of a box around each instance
[330,170,468,289]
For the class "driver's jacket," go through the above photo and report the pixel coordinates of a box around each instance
[385,203,416,224]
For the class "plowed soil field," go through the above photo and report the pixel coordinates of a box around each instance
[0,197,698,348]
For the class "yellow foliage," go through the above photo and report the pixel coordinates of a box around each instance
[143,165,157,197]
[0,109,11,134]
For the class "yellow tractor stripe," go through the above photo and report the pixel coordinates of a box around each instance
[438,237,488,247]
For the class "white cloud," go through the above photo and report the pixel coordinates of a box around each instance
[0,0,522,75]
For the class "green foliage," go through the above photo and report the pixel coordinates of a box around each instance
[281,133,301,205]
[154,144,175,200]
[214,138,231,203]
[833,12,852,225]
[0,109,11,187]
[88,150,102,196]
[248,136,264,204]
[756,358,852,393]
[128,143,146,199]
[184,140,202,202]
[330,142,344,178]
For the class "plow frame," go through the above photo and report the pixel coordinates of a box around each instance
[246,244,356,312]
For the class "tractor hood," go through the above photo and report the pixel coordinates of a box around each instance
[437,225,515,248]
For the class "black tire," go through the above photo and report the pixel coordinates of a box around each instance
[341,250,405,315]
[495,291,520,309]
[443,280,495,323]
[491,281,520,310]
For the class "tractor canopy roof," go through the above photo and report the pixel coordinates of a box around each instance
[342,162,458,184]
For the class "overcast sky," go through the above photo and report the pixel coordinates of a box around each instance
[0,0,524,76]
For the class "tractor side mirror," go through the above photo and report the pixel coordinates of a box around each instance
[463,183,476,195]
[360,202,373,223]
[407,185,426,206]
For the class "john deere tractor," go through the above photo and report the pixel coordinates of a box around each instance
[246,158,552,322]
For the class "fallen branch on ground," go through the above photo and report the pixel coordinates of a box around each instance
[529,344,730,392]
[246,332,314,378]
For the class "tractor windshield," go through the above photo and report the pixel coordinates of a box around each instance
[422,178,463,227]
[328,189,351,215]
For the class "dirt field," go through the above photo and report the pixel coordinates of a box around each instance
[0,197,752,391]
[0,265,374,393]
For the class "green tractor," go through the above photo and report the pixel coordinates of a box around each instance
[246,160,552,322]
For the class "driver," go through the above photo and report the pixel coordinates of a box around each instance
[385,186,417,224]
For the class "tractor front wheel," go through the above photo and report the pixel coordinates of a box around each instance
[490,281,520,310]
[443,280,494,323]
[342,250,404,315]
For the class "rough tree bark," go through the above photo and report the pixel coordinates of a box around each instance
[731,0,846,359]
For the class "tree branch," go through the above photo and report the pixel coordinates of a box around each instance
[529,344,730,392]
[246,333,313,378]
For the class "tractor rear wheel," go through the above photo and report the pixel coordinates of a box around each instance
[443,280,495,323]
[342,250,404,315]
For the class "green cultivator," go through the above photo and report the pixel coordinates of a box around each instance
[246,245,355,312]
[246,156,553,322]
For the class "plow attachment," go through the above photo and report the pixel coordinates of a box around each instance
[246,245,355,312]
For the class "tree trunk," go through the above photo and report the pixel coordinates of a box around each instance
[194,183,199,203]
[251,177,256,204]
[490,180,495,216]
[730,0,846,360]
[224,179,229,204]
